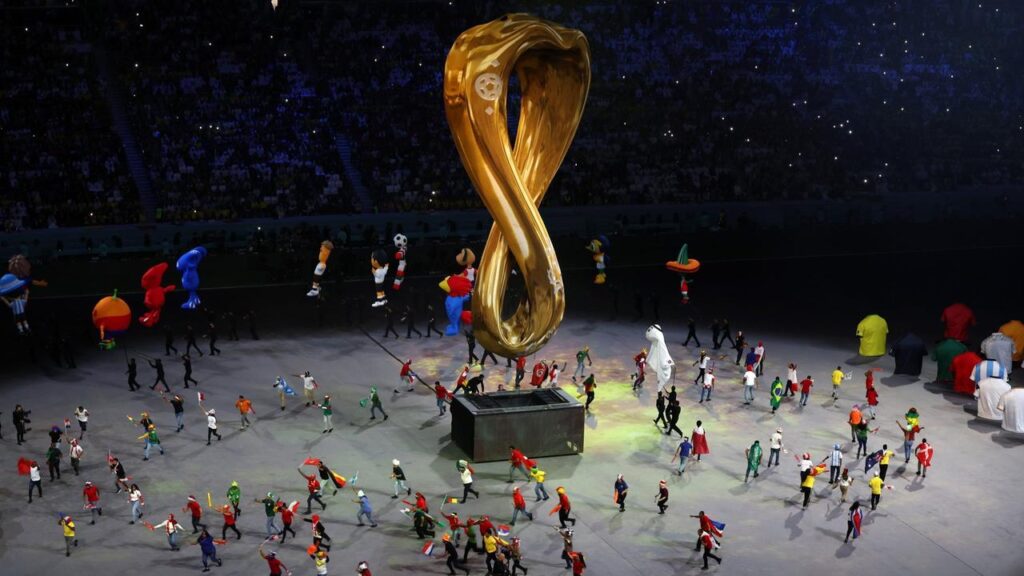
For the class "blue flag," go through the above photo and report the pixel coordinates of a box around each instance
[864,450,884,473]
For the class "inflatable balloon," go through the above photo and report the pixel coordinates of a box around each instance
[8,253,48,288]
[0,273,31,335]
[392,234,408,291]
[176,247,206,310]
[307,240,334,298]
[586,235,609,285]
[440,274,473,336]
[665,244,701,304]
[444,14,588,357]
[138,263,176,327]
[456,247,476,284]
[370,249,389,308]
[645,324,674,392]
[93,290,132,348]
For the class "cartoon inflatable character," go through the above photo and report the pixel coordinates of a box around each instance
[456,247,476,284]
[371,248,389,308]
[92,290,132,349]
[644,324,674,392]
[138,263,176,328]
[586,235,609,284]
[175,247,207,310]
[306,241,334,298]
[8,254,47,287]
[392,234,408,291]
[0,273,30,335]
[440,274,473,336]
[665,244,701,304]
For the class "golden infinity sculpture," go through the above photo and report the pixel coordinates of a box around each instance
[444,14,590,358]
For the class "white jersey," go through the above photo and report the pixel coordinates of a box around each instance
[207,413,218,429]
[302,376,317,390]
[75,408,89,423]
[743,371,757,387]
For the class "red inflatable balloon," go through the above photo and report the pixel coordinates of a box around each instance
[139,263,176,327]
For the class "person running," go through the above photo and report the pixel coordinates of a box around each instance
[865,379,879,419]
[580,374,597,411]
[310,548,330,576]
[838,468,854,502]
[140,424,164,460]
[632,349,647,391]
[655,480,669,514]
[572,346,592,382]
[693,350,709,385]
[184,495,208,533]
[182,354,198,388]
[508,536,528,576]
[831,366,844,401]
[110,456,129,493]
[434,381,449,416]
[128,483,145,524]
[613,474,629,512]
[46,442,62,481]
[225,482,241,515]
[844,501,863,543]
[514,356,527,389]
[298,468,327,514]
[353,490,377,527]
[665,399,684,437]
[426,305,445,338]
[848,405,864,442]
[235,395,254,430]
[483,531,510,574]
[259,543,289,576]
[369,387,388,421]
[915,438,933,477]
[219,504,241,540]
[276,500,296,542]
[196,528,223,572]
[154,513,185,551]
[785,363,798,397]
[510,485,534,525]
[691,421,710,461]
[530,465,549,501]
[69,438,84,475]
[396,359,416,394]
[73,406,88,440]
[671,436,693,475]
[290,371,318,407]
[305,514,333,549]
[27,460,43,502]
[255,492,280,537]
[682,318,700,348]
[742,367,757,404]
[653,390,668,427]
[207,321,221,356]
[877,444,896,481]
[59,515,78,557]
[458,460,480,502]
[149,358,170,392]
[698,528,722,570]
[126,358,141,391]
[557,526,574,569]
[744,440,763,482]
[159,392,185,433]
[82,481,102,524]
[164,324,178,356]
[185,324,203,357]
[799,375,814,406]
[508,446,534,482]
[200,405,222,445]
[391,459,411,498]
[554,486,577,528]
[443,533,471,575]
[317,394,334,433]
[868,471,885,510]
[897,419,924,463]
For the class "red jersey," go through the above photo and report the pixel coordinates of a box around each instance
[478,517,495,535]
[400,361,412,377]
[415,494,428,512]
[865,371,874,389]
[571,553,586,575]
[800,378,813,393]
[222,509,236,526]
[559,493,571,512]
[307,477,321,494]
[435,384,449,400]
[530,363,548,387]
[866,387,879,406]
[278,506,294,525]
[83,485,100,503]
[915,443,933,466]
[516,357,526,371]
[266,556,284,575]
[513,491,526,510]
[187,499,202,518]
[456,368,469,387]
[698,514,722,537]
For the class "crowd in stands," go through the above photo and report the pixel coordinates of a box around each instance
[1,8,140,231]
[1,0,1021,229]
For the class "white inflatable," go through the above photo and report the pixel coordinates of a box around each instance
[645,324,675,392]
[997,388,1024,434]
[975,377,1011,421]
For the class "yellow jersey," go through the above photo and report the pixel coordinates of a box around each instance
[62,519,76,537]
[531,468,546,483]
[868,476,884,495]
[880,450,894,465]
[831,370,844,386]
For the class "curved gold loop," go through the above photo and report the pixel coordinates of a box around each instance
[444,14,590,358]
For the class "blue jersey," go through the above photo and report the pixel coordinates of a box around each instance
[679,441,692,458]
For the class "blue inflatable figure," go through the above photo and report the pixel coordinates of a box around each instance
[176,246,207,310]
[439,274,473,336]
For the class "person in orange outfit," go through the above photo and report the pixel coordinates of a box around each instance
[234,395,254,430]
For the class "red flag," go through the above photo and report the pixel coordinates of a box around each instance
[197,391,205,403]
[302,457,321,467]
[329,471,347,488]
[17,457,32,475]
[549,503,562,516]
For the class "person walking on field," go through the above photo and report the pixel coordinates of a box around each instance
[655,480,669,514]
[59,515,78,556]
[672,436,693,475]
[915,438,934,478]
[799,375,813,406]
[766,428,784,468]
[831,366,844,402]
[744,440,762,482]
[235,395,254,430]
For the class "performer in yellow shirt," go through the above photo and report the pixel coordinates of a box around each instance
[831,366,845,402]
[868,472,885,510]
[878,445,896,481]
[60,515,78,557]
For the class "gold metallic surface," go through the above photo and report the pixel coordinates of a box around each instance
[444,14,590,357]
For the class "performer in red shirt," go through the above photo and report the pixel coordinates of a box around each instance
[510,486,533,525]
[530,361,549,388]
[182,495,207,533]
[514,356,527,389]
